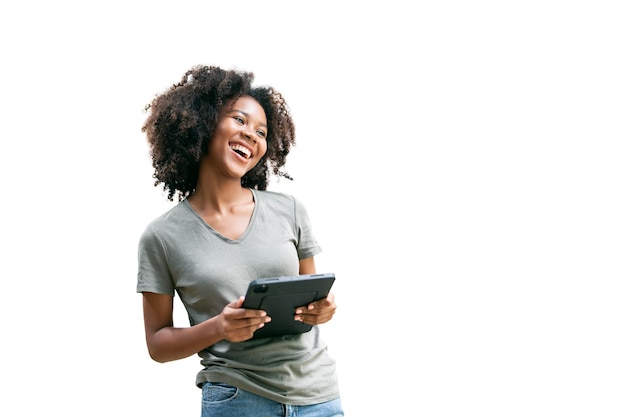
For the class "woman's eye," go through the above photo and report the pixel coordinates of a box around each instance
[256,130,267,138]
[233,116,244,124]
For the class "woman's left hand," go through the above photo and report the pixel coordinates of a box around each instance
[294,292,336,325]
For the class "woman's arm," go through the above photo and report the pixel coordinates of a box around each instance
[299,256,317,274]
[142,292,270,363]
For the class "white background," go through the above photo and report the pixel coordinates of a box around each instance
[1,1,625,416]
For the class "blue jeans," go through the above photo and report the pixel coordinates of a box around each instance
[201,382,344,417]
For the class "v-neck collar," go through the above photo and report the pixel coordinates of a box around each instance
[183,188,258,243]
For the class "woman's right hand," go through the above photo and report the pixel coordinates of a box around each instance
[218,296,271,342]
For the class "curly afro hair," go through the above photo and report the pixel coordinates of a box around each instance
[141,65,296,202]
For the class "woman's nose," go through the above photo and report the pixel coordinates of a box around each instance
[243,128,257,143]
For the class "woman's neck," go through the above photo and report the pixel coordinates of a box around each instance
[189,177,251,216]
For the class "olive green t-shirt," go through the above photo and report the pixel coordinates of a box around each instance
[137,189,339,405]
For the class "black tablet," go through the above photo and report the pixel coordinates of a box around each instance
[242,272,335,339]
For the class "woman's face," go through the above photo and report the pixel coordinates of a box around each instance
[206,96,268,179]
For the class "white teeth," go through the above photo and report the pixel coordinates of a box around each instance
[230,144,251,159]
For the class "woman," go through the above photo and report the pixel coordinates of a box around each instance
[137,65,343,416]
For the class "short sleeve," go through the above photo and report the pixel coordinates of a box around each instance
[136,224,176,296]
[294,198,322,260]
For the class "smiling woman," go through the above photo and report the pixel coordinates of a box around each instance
[137,65,344,417]
[200,96,269,190]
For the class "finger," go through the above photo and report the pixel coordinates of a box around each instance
[311,294,335,310]
[242,308,269,320]
[296,308,335,322]
[227,296,245,309]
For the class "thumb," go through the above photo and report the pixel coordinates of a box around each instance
[228,296,245,308]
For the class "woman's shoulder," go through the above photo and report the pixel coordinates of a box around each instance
[141,200,193,235]
[252,188,294,203]
[253,189,313,220]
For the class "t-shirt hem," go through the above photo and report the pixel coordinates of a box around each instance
[196,374,340,406]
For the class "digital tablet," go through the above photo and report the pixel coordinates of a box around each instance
[242,272,335,339]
